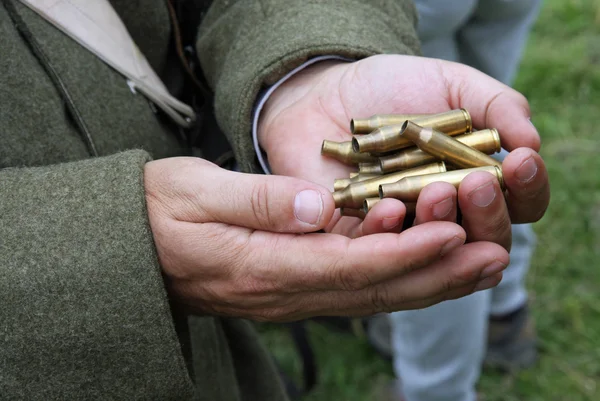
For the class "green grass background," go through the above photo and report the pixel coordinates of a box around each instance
[257,0,600,399]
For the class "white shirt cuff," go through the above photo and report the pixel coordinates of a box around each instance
[251,55,353,174]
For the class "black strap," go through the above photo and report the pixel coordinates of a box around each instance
[274,321,317,400]
[289,321,318,393]
[162,0,234,165]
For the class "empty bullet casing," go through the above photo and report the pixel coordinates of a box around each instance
[352,109,472,153]
[363,197,381,212]
[335,173,378,191]
[399,121,501,169]
[351,113,428,134]
[358,162,383,175]
[379,166,504,202]
[340,208,366,219]
[379,129,502,173]
[334,179,352,191]
[352,174,379,183]
[322,140,379,165]
[404,202,417,215]
[333,162,446,209]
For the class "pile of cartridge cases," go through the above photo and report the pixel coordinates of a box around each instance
[322,109,504,219]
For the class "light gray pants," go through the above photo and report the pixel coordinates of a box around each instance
[390,1,542,400]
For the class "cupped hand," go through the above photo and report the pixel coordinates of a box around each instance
[257,55,550,243]
[143,157,507,321]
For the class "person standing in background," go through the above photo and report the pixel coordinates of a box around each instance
[370,1,544,400]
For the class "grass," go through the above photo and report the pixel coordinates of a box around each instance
[257,1,600,400]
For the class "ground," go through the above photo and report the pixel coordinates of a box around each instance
[257,0,600,400]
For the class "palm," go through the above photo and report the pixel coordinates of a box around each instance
[259,55,456,235]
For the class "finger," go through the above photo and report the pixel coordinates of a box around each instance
[350,198,407,238]
[326,209,364,237]
[176,220,466,292]
[152,157,337,233]
[457,171,512,251]
[502,148,550,223]
[395,273,504,312]
[332,273,504,317]
[257,273,504,322]
[441,60,540,152]
[307,241,508,316]
[413,182,458,226]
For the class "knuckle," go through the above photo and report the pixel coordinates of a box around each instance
[328,259,371,291]
[477,214,512,241]
[250,182,276,230]
[209,228,253,267]
[435,274,459,297]
[367,285,394,313]
[395,251,425,274]
[450,257,484,285]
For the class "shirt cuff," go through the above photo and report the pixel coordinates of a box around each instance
[251,55,353,175]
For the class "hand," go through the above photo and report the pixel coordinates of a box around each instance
[143,157,507,321]
[258,55,550,249]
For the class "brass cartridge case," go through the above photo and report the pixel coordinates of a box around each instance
[349,172,379,182]
[340,208,366,219]
[321,140,379,165]
[356,174,378,182]
[358,162,383,175]
[362,198,416,215]
[379,129,501,173]
[334,179,352,191]
[351,113,428,134]
[352,109,472,153]
[332,162,446,209]
[363,197,381,212]
[405,202,417,215]
[399,121,501,169]
[379,166,504,202]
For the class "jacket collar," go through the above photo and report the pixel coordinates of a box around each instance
[19,0,195,127]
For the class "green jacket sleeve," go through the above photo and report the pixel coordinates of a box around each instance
[0,150,195,400]
[195,0,422,173]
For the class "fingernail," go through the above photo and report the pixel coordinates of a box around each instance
[432,197,453,219]
[474,275,501,292]
[441,236,465,256]
[468,181,496,208]
[481,260,507,278]
[382,216,401,230]
[294,190,323,225]
[528,117,536,130]
[515,157,538,183]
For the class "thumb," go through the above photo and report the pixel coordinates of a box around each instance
[441,60,541,152]
[146,157,335,233]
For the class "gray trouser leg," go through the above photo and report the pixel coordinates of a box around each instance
[390,290,490,401]
[457,0,544,84]
[389,1,541,400]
